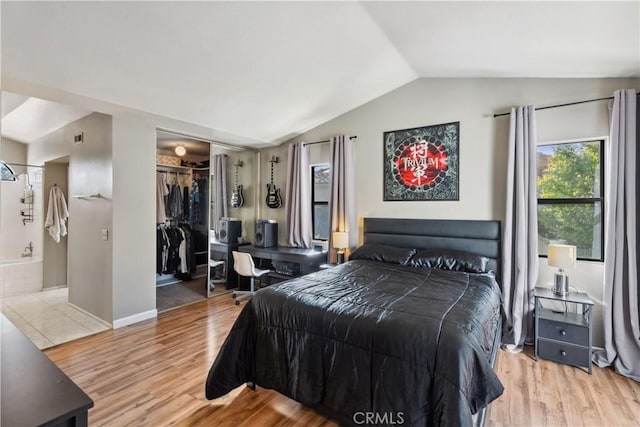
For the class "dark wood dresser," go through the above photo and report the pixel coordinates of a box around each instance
[1,314,94,426]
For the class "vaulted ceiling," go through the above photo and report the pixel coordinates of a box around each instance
[1,1,638,147]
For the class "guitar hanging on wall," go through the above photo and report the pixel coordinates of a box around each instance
[230,160,244,208]
[266,156,283,209]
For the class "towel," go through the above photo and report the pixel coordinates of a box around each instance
[45,186,69,243]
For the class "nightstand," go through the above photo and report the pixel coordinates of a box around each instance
[534,287,594,374]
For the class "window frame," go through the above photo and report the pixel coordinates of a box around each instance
[537,138,606,262]
[310,163,330,241]
[1,160,17,181]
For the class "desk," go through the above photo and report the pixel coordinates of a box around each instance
[238,245,327,284]
[1,314,94,426]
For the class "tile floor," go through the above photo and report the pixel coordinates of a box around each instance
[0,287,110,349]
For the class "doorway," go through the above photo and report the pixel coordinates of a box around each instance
[155,130,216,312]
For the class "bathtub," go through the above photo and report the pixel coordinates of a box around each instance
[0,258,43,298]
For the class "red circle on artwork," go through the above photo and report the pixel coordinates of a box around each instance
[393,140,448,189]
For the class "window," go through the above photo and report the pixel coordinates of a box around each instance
[1,161,17,181]
[537,139,604,261]
[311,164,330,240]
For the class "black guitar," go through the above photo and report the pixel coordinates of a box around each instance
[266,156,282,209]
[230,161,244,208]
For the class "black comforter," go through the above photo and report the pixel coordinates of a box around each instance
[205,260,504,426]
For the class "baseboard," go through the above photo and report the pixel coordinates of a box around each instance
[112,309,157,329]
[68,302,112,328]
[42,285,68,291]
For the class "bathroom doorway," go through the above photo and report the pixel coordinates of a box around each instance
[42,156,69,290]
[0,92,110,348]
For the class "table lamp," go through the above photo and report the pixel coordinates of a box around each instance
[548,244,577,296]
[332,231,349,264]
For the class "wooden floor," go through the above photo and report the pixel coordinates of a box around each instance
[45,296,640,427]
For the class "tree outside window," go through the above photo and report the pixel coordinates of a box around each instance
[537,140,604,261]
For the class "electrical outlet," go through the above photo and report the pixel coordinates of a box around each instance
[101,229,109,241]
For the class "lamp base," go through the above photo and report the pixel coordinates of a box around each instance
[554,272,569,296]
[336,251,345,264]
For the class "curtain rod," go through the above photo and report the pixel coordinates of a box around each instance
[303,135,358,146]
[493,91,640,118]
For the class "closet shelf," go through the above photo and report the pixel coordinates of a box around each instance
[157,164,193,173]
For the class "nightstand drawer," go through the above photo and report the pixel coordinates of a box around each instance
[538,339,590,368]
[538,318,588,346]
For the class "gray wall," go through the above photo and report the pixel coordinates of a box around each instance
[255,143,328,247]
[112,114,156,322]
[216,148,258,242]
[28,113,114,322]
[42,161,68,288]
[262,77,640,347]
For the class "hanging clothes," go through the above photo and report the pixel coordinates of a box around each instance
[198,176,208,225]
[45,186,69,243]
[191,180,200,225]
[183,186,190,223]
[157,226,170,274]
[156,172,169,223]
[167,183,183,220]
[156,223,196,279]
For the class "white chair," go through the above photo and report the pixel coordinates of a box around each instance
[232,251,270,305]
[209,259,226,291]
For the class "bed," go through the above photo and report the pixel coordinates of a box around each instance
[205,218,504,426]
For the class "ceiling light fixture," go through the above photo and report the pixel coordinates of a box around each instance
[175,145,186,156]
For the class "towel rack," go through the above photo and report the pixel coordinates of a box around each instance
[72,193,102,199]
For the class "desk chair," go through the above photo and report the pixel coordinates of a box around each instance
[231,251,270,305]
[209,259,226,291]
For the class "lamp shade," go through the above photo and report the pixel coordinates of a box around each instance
[332,232,349,249]
[548,244,577,269]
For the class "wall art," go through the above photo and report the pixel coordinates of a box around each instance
[383,121,459,201]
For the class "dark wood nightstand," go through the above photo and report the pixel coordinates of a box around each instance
[534,287,594,374]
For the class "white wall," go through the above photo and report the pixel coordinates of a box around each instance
[272,77,640,347]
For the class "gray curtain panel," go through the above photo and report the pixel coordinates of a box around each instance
[285,142,312,248]
[502,105,539,352]
[214,154,228,231]
[593,89,640,381]
[328,135,356,263]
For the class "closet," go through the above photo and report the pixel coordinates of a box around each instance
[155,131,211,312]
[155,130,259,313]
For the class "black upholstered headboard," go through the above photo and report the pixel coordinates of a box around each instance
[362,218,502,284]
